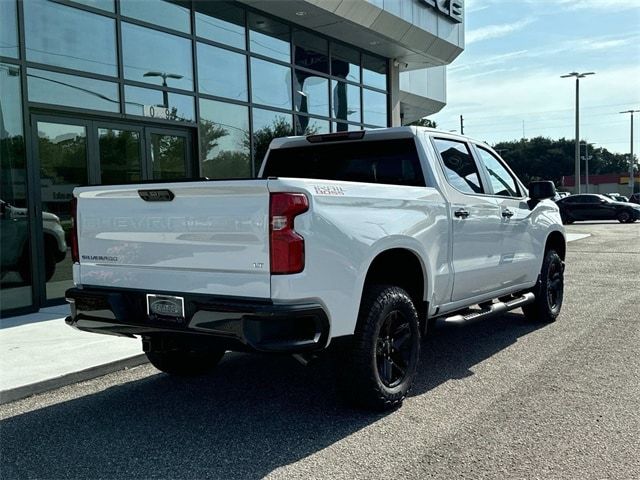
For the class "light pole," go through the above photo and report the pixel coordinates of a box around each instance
[143,71,183,107]
[581,141,595,193]
[561,71,595,193]
[619,109,639,195]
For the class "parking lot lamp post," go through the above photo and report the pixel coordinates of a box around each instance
[581,142,595,193]
[143,71,183,108]
[619,109,639,195]
[561,72,595,193]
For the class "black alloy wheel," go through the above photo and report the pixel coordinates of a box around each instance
[523,249,564,323]
[336,285,420,410]
[617,210,631,223]
[376,310,413,388]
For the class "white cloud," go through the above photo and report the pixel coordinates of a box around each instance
[557,0,640,10]
[466,19,535,44]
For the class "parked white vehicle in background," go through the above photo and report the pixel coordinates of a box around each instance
[66,127,566,410]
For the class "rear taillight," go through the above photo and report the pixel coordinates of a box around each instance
[70,197,79,263]
[269,193,309,274]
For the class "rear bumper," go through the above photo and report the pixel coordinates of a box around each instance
[65,287,330,353]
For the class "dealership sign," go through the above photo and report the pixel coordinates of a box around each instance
[419,0,463,23]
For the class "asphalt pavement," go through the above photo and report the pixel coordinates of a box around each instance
[1,221,638,479]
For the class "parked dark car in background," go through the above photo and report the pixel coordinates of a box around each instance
[556,194,640,224]
[629,193,640,205]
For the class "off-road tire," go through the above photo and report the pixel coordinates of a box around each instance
[336,285,420,411]
[523,249,564,323]
[146,347,225,376]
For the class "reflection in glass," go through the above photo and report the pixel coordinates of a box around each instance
[98,129,142,184]
[124,85,195,122]
[294,71,329,117]
[24,0,117,76]
[0,0,19,58]
[151,134,188,180]
[295,116,330,136]
[70,0,115,11]
[362,54,387,90]
[333,122,363,133]
[37,122,87,301]
[293,31,329,74]
[197,43,248,101]
[121,0,191,33]
[249,13,290,63]
[122,22,193,91]
[195,1,245,49]
[199,99,250,179]
[363,88,387,126]
[27,68,120,112]
[0,63,32,311]
[252,108,293,173]
[332,80,360,123]
[331,43,360,83]
[251,59,291,109]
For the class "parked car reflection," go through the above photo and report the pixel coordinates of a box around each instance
[0,199,67,283]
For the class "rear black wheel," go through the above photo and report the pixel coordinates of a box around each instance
[617,210,631,223]
[146,347,225,376]
[336,285,420,410]
[523,249,564,323]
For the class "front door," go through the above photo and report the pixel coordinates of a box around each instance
[31,115,194,306]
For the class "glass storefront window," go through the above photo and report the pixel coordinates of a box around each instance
[122,22,193,91]
[332,80,360,123]
[252,108,293,173]
[251,58,291,109]
[124,85,195,122]
[294,71,329,117]
[0,63,32,311]
[197,43,248,101]
[363,88,387,127]
[362,54,387,90]
[293,31,329,75]
[331,43,360,83]
[24,0,117,76]
[0,0,19,58]
[37,121,88,301]
[98,128,142,184]
[333,122,363,132]
[295,116,330,136]
[27,68,120,112]
[199,99,250,179]
[249,13,290,63]
[150,133,188,180]
[195,2,246,50]
[70,0,115,12]
[121,0,191,34]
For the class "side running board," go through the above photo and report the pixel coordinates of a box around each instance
[443,292,535,324]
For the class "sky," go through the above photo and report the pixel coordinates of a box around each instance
[431,0,640,155]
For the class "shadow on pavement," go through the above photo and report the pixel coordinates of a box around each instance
[0,312,542,479]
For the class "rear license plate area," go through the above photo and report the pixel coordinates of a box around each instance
[146,294,185,324]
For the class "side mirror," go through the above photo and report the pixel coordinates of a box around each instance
[528,181,556,201]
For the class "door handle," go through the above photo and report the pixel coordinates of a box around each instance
[454,208,470,219]
[502,208,514,218]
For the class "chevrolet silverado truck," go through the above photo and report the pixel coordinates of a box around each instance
[66,127,566,410]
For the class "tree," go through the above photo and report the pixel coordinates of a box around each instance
[407,118,437,128]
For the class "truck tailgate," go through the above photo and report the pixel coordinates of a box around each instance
[75,180,271,298]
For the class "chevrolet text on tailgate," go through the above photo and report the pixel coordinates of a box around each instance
[66,127,566,410]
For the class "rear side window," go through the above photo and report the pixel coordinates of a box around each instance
[432,138,484,194]
[262,138,426,187]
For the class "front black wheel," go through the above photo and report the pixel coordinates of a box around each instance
[146,347,225,376]
[336,285,420,410]
[523,249,564,323]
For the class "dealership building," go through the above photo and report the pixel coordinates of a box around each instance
[0,0,464,316]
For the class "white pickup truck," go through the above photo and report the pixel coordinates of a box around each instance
[66,127,565,410]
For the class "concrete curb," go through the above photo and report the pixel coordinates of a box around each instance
[0,354,149,405]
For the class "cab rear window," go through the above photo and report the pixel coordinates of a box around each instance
[262,139,426,187]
